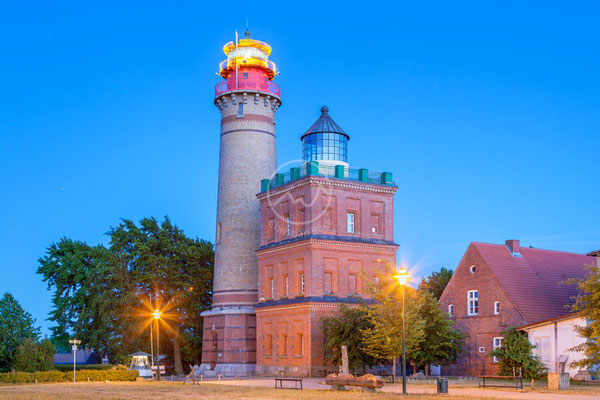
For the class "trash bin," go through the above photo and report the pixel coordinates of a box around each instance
[437,377,448,394]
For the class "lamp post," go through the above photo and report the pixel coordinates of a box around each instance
[153,309,162,381]
[394,267,411,395]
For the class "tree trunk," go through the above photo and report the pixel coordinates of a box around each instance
[410,361,417,376]
[392,356,396,383]
[425,363,429,376]
[173,324,183,375]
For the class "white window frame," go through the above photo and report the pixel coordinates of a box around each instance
[300,273,305,294]
[286,216,290,236]
[270,278,274,299]
[284,275,289,297]
[237,102,244,118]
[493,337,503,363]
[467,290,479,316]
[346,212,355,233]
[494,301,500,315]
[448,304,454,316]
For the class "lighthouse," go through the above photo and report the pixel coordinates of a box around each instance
[200,30,281,376]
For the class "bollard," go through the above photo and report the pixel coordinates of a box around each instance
[171,375,173,381]
[218,374,221,381]
[35,379,37,385]
[200,374,204,382]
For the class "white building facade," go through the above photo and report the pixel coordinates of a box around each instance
[521,314,587,377]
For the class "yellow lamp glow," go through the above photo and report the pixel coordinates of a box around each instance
[394,267,412,286]
[153,309,162,320]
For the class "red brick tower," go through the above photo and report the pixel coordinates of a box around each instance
[200,30,281,377]
[255,107,398,376]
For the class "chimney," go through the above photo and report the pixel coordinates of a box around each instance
[506,239,521,255]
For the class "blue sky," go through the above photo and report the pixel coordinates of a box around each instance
[1,1,599,335]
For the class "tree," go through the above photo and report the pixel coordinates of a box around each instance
[322,304,380,374]
[418,267,453,300]
[490,327,547,379]
[37,239,138,359]
[569,262,600,376]
[13,338,55,372]
[411,290,464,374]
[108,216,213,373]
[38,217,214,371]
[0,293,41,372]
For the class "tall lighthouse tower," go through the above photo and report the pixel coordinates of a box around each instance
[200,30,281,376]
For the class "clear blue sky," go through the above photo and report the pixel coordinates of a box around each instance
[1,1,599,335]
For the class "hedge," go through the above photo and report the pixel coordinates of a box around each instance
[52,364,114,372]
[0,370,138,384]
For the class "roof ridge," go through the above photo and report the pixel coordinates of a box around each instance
[472,241,592,257]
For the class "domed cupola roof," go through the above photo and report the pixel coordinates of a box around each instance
[301,106,349,140]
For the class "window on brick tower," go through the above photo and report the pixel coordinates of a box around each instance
[243,72,248,80]
[280,334,288,356]
[324,272,333,294]
[268,277,274,299]
[265,334,273,356]
[283,275,289,297]
[216,223,221,243]
[300,273,305,295]
[348,274,357,295]
[297,208,305,233]
[371,213,381,234]
[285,215,290,236]
[237,102,244,118]
[468,290,479,315]
[346,212,355,233]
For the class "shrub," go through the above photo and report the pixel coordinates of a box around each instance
[0,369,138,384]
[52,363,114,372]
[13,339,55,372]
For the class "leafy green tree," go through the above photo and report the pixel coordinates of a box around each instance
[569,262,600,376]
[361,277,426,371]
[418,267,453,300]
[37,239,138,359]
[490,327,547,379]
[322,304,380,374]
[411,290,464,374]
[0,293,41,372]
[13,338,55,372]
[108,217,213,373]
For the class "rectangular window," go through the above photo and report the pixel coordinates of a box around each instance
[300,273,305,294]
[324,272,333,294]
[296,333,304,356]
[243,72,248,80]
[237,102,244,118]
[286,216,290,236]
[468,290,479,315]
[269,278,274,299]
[448,304,454,316]
[348,274,357,295]
[347,212,355,233]
[494,301,500,315]
[284,275,289,297]
[493,337,503,363]
[533,336,550,363]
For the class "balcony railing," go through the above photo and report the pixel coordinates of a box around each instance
[260,162,395,192]
[215,78,281,98]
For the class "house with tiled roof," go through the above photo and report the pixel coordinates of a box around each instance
[439,239,597,376]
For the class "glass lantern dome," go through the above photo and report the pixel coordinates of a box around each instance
[301,106,349,165]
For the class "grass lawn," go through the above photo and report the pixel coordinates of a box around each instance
[0,381,490,400]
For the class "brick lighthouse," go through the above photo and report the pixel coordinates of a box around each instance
[200,30,281,376]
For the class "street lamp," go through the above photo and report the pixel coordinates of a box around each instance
[394,267,412,395]
[153,309,162,381]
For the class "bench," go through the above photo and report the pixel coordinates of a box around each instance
[274,377,303,390]
[478,375,523,389]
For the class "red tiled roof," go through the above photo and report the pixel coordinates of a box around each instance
[472,242,595,324]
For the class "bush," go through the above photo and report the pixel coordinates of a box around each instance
[52,363,114,372]
[0,369,138,384]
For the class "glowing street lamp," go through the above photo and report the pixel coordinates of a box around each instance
[394,267,412,395]
[153,309,162,381]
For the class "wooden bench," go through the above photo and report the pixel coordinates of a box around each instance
[478,375,523,389]
[274,377,303,390]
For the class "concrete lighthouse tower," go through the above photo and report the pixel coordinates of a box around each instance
[200,30,281,376]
